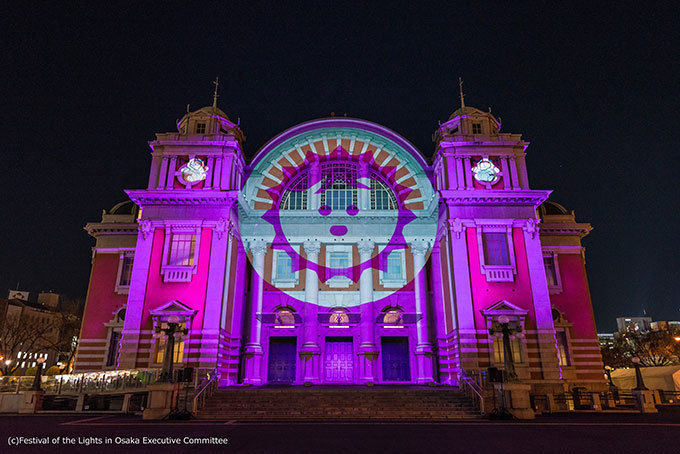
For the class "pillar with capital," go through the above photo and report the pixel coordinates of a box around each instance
[243,240,267,385]
[300,240,321,384]
[357,240,378,384]
[411,240,435,383]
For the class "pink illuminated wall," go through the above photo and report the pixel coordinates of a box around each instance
[141,228,213,330]
[549,254,598,339]
[466,228,536,329]
[80,254,128,339]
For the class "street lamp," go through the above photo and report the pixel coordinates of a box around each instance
[155,315,188,383]
[489,315,522,382]
[631,356,648,391]
[31,357,46,391]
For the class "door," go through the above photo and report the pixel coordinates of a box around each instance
[267,337,297,383]
[324,337,354,383]
[381,337,411,382]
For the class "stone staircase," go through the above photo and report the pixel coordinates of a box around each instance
[196,386,481,420]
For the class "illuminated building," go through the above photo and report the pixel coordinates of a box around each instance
[74,97,605,391]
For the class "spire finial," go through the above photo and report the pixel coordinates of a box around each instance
[212,77,219,110]
[458,77,465,109]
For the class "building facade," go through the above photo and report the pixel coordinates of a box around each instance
[74,101,605,391]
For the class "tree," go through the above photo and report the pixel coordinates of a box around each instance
[0,310,60,375]
[601,330,680,368]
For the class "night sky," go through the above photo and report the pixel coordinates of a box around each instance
[3,3,678,332]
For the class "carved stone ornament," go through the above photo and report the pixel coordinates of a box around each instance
[357,240,375,257]
[248,240,268,256]
[410,241,430,256]
[303,240,321,257]
[450,218,464,239]
[139,219,153,240]
[524,218,538,239]
[215,217,231,240]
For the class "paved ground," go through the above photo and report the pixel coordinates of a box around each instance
[1,408,679,453]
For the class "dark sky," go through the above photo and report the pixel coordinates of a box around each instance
[3,2,678,331]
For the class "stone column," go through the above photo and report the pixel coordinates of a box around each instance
[243,240,267,385]
[308,161,321,211]
[301,240,321,384]
[357,240,378,384]
[358,161,370,210]
[522,220,560,380]
[411,241,435,383]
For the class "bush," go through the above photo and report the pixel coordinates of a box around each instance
[25,366,38,376]
[45,366,60,376]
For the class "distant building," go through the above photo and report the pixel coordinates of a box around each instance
[598,333,615,348]
[649,320,680,332]
[616,317,652,334]
[0,293,63,374]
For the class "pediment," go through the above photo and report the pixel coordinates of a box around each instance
[480,300,528,316]
[149,300,196,316]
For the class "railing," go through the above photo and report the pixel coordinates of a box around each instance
[459,369,486,415]
[657,390,680,404]
[192,369,218,413]
[0,369,160,395]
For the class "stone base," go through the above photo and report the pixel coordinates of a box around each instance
[142,382,181,420]
[19,390,44,414]
[632,389,658,414]
[494,382,535,420]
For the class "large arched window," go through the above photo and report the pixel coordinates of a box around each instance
[279,172,308,210]
[279,162,398,211]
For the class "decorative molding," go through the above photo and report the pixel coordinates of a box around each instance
[449,218,464,239]
[441,189,551,207]
[302,240,321,257]
[126,189,239,207]
[523,218,538,239]
[357,240,375,256]
[248,240,268,256]
[139,219,153,240]
[410,240,430,256]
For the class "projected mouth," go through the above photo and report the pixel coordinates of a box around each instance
[330,225,348,236]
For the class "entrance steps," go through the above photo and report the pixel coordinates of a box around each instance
[196,386,481,420]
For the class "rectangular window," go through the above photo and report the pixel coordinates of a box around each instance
[556,331,571,366]
[493,336,522,364]
[276,253,295,281]
[106,331,121,367]
[168,234,196,266]
[195,122,206,134]
[119,255,134,286]
[156,337,184,364]
[384,252,403,281]
[483,233,510,266]
[472,122,482,134]
[544,256,558,287]
[327,252,349,279]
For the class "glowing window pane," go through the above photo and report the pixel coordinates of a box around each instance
[119,254,134,286]
[169,234,196,266]
[493,336,522,364]
[327,252,349,279]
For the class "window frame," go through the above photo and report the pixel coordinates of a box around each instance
[195,122,206,134]
[114,249,135,295]
[379,249,407,288]
[325,245,353,288]
[542,251,564,294]
[272,246,300,288]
